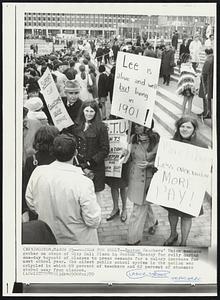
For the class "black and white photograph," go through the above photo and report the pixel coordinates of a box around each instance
[21,6,215,248]
[2,2,217,295]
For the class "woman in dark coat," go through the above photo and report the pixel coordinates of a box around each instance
[73,100,109,203]
[178,39,190,71]
[163,116,208,246]
[22,125,60,221]
[160,42,175,86]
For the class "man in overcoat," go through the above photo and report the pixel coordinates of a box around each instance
[198,48,213,119]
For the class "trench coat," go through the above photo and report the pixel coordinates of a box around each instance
[26,161,101,245]
[198,54,213,100]
[127,141,158,205]
[160,49,175,76]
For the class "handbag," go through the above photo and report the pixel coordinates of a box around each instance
[87,74,94,93]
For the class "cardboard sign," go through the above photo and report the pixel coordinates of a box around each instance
[111,52,161,128]
[38,68,73,131]
[146,138,212,217]
[104,119,129,178]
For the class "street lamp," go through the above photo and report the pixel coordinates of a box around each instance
[131,18,135,41]
[148,15,151,40]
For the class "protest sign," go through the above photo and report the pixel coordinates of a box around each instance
[38,68,73,131]
[111,52,161,128]
[146,138,212,217]
[104,119,129,178]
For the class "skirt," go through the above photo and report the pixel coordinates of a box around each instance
[105,163,129,189]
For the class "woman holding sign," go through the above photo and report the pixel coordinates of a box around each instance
[127,121,160,245]
[163,116,208,246]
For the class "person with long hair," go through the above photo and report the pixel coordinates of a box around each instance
[22,125,60,221]
[75,64,94,102]
[73,100,109,204]
[163,116,208,246]
[127,121,160,245]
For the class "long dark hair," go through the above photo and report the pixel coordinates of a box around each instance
[173,116,198,142]
[77,100,102,130]
[131,120,160,152]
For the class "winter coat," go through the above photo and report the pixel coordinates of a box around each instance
[198,54,213,100]
[95,47,104,61]
[62,97,83,123]
[160,49,175,76]
[179,44,190,58]
[73,122,109,192]
[75,73,94,101]
[189,40,202,63]
[127,138,159,205]
[172,33,179,49]
[177,63,196,96]
[98,73,109,98]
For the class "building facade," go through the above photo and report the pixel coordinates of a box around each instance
[24,13,214,40]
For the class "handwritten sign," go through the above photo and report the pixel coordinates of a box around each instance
[38,68,73,131]
[146,138,212,217]
[104,119,129,178]
[111,52,161,128]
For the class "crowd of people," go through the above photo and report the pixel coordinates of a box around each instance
[22,32,213,246]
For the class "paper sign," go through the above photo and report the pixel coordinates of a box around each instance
[38,68,74,131]
[111,52,161,128]
[104,119,129,178]
[146,138,212,217]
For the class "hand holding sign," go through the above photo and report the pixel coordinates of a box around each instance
[137,161,149,169]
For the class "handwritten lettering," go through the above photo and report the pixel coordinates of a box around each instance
[39,73,52,90]
[116,72,130,81]
[48,96,62,111]
[134,87,148,100]
[122,55,139,70]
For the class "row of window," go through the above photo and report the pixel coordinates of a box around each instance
[24,13,153,22]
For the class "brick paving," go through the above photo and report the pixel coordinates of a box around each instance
[97,185,211,247]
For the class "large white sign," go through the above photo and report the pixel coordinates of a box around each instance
[146,138,212,217]
[111,52,161,128]
[104,119,129,178]
[38,68,74,131]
